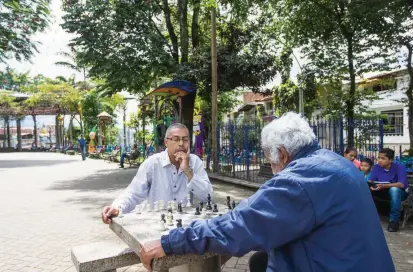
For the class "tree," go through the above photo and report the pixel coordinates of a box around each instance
[55,49,88,87]
[273,0,400,146]
[0,0,50,62]
[0,92,19,147]
[61,0,279,137]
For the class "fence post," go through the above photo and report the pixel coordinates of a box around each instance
[379,119,384,151]
[340,115,344,154]
[244,124,250,179]
[230,122,235,177]
[216,122,221,171]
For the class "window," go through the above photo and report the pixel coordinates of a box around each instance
[382,110,404,136]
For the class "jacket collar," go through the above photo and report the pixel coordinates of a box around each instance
[289,140,321,163]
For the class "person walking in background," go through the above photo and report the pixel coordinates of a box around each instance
[78,134,87,161]
[344,147,361,169]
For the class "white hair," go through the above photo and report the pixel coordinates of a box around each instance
[261,112,316,163]
[165,123,189,139]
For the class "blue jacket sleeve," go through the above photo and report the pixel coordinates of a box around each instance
[368,165,379,181]
[161,175,316,257]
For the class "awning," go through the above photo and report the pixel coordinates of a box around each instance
[237,102,264,112]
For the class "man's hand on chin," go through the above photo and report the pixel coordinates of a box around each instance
[140,240,166,271]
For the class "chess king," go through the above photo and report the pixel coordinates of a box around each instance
[102,123,213,224]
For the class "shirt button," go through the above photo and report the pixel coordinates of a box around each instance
[192,189,194,191]
[174,173,176,175]
[174,198,176,201]
[174,185,177,188]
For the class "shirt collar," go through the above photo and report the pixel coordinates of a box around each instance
[290,140,321,163]
[161,150,172,167]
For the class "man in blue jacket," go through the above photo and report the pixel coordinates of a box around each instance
[139,112,394,272]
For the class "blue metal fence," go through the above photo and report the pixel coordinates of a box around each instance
[205,116,413,184]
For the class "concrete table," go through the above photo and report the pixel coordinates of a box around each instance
[109,205,226,272]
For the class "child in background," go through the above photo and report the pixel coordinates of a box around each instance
[360,158,373,181]
[344,147,361,169]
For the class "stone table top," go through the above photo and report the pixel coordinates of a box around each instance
[109,204,228,271]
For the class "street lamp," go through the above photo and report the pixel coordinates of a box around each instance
[58,115,64,148]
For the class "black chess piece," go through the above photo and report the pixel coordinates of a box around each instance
[206,195,212,210]
[178,203,183,213]
[200,201,204,209]
[195,207,201,215]
[213,204,218,213]
[168,208,172,213]
[176,219,183,228]
[161,214,166,223]
[227,196,231,209]
[231,200,236,209]
[219,214,222,216]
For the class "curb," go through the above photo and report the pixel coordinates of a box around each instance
[207,172,262,189]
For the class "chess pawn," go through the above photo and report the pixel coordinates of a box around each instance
[172,201,177,211]
[195,207,201,215]
[135,205,141,214]
[201,208,207,219]
[159,220,166,231]
[161,214,166,223]
[154,201,159,212]
[200,201,204,210]
[147,203,152,212]
[186,193,192,207]
[178,202,183,213]
[176,219,183,228]
[160,200,165,210]
[213,204,218,213]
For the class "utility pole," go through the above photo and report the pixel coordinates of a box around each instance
[211,6,218,172]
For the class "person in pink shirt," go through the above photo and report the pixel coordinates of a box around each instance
[344,147,360,169]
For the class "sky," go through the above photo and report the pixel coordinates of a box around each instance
[1,0,82,80]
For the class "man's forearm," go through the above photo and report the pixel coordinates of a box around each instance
[385,182,405,189]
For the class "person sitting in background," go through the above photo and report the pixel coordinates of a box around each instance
[369,148,408,232]
[119,143,139,168]
[360,158,373,181]
[344,147,361,169]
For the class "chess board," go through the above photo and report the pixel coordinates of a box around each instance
[128,204,227,235]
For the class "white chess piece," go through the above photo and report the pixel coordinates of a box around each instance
[186,193,192,207]
[160,200,165,210]
[118,208,124,218]
[154,201,159,212]
[172,201,176,211]
[159,220,166,231]
[167,211,174,226]
[147,203,152,212]
[135,205,141,214]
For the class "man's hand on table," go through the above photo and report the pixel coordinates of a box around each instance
[101,206,119,224]
[140,240,166,271]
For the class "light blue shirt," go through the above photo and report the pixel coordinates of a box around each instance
[113,150,213,213]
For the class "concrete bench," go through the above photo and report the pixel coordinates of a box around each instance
[71,240,141,272]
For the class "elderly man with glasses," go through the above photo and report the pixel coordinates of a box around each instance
[101,123,213,223]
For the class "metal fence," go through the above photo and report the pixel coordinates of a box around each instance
[204,116,411,184]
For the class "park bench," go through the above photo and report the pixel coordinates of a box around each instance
[126,150,141,168]
[89,147,105,159]
[103,150,120,162]
[71,239,141,272]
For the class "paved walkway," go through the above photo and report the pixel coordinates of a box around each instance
[0,152,413,272]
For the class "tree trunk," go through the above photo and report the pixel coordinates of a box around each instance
[346,37,356,147]
[181,93,196,141]
[162,0,179,63]
[405,43,413,156]
[16,118,22,151]
[69,116,74,142]
[32,115,38,148]
[55,115,60,148]
[178,0,189,63]
[191,0,200,49]
[6,116,11,148]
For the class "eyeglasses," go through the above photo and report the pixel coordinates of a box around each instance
[166,136,190,144]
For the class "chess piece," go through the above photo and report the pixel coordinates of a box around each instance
[118,208,124,218]
[200,201,204,210]
[231,200,236,210]
[135,205,141,214]
[176,219,183,228]
[219,214,222,216]
[167,210,174,226]
[172,201,177,211]
[201,208,207,219]
[159,220,166,231]
[227,196,231,210]
[195,207,201,215]
[206,194,212,210]
[154,201,159,212]
[160,200,165,210]
[213,204,218,213]
[161,214,166,223]
[147,203,152,212]
[178,202,183,213]
[186,193,192,207]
